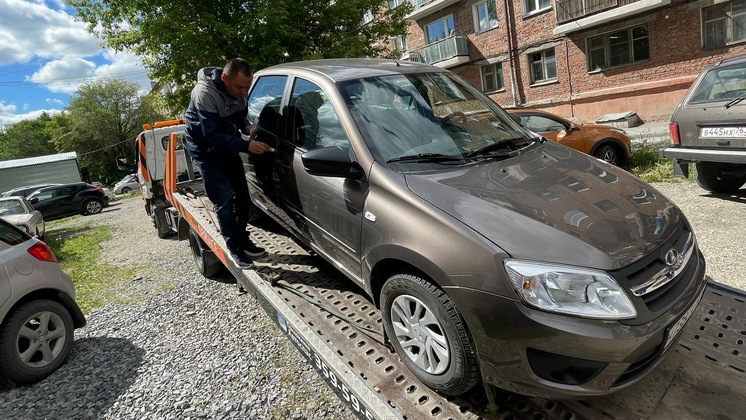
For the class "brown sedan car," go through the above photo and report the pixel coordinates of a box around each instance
[508,109,632,167]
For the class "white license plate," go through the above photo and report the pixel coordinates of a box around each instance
[663,298,700,349]
[700,126,746,138]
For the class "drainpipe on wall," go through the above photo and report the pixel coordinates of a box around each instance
[503,0,519,107]
[565,40,575,117]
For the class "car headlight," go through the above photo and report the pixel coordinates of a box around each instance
[17,225,28,233]
[504,260,636,319]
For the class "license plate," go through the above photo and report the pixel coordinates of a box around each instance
[663,298,700,349]
[700,126,746,138]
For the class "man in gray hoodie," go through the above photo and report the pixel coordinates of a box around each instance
[184,58,273,268]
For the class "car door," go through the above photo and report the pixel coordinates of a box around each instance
[274,77,365,279]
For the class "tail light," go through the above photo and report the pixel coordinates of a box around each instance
[27,241,57,262]
[669,122,681,146]
[93,186,103,192]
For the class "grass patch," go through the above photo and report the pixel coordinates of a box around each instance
[44,225,138,314]
[629,142,681,183]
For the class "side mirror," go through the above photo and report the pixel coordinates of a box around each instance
[301,146,362,179]
[29,197,39,204]
[116,156,136,172]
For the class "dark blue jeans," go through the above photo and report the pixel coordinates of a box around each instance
[190,153,251,253]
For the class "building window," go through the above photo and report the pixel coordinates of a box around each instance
[363,10,373,24]
[529,49,557,83]
[388,0,403,9]
[702,1,746,48]
[393,35,408,53]
[425,15,456,44]
[473,1,498,33]
[481,63,504,92]
[587,24,649,71]
[523,0,551,16]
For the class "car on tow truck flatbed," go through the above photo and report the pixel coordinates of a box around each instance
[231,58,708,398]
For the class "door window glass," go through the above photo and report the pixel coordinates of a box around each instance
[248,75,288,145]
[287,78,349,151]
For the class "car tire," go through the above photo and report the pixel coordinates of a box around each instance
[153,207,172,239]
[82,198,104,215]
[593,143,624,167]
[694,162,746,193]
[188,227,222,278]
[0,299,74,385]
[380,274,480,396]
[121,187,132,194]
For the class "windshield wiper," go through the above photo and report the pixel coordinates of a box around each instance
[725,92,746,108]
[386,153,464,164]
[466,138,532,158]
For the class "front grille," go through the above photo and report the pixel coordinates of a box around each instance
[611,223,702,325]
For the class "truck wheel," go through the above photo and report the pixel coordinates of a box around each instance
[694,162,746,193]
[152,207,172,239]
[0,300,74,385]
[188,227,222,278]
[82,199,103,215]
[380,274,479,396]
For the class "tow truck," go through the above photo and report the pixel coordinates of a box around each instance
[125,120,746,419]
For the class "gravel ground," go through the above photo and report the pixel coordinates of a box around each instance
[0,178,742,419]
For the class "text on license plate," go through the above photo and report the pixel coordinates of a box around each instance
[700,126,746,138]
[664,299,699,349]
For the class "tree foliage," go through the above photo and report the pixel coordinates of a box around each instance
[68,0,412,112]
[0,113,57,160]
[48,79,165,183]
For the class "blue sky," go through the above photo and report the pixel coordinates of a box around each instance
[0,0,152,127]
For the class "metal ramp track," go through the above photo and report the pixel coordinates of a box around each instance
[173,192,746,420]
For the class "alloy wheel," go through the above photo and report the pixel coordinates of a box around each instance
[390,294,449,374]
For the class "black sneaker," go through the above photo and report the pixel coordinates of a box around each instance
[243,240,267,257]
[229,250,255,269]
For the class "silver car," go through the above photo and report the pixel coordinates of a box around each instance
[0,218,86,385]
[0,196,46,238]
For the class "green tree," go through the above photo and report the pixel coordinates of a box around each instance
[49,79,165,182]
[0,113,57,160]
[68,0,412,111]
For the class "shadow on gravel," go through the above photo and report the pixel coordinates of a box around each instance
[0,337,144,417]
[702,190,746,203]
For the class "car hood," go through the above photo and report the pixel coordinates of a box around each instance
[404,142,682,270]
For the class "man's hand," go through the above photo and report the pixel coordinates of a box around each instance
[248,140,274,154]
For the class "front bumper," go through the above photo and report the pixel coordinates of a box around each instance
[446,250,707,399]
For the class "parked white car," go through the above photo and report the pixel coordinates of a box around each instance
[112,174,139,195]
[0,196,45,238]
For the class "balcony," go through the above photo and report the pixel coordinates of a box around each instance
[423,36,469,67]
[405,0,461,21]
[554,0,671,35]
[402,51,426,63]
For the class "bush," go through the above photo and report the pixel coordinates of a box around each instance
[628,142,679,183]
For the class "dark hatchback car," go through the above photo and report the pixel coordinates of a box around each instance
[663,53,746,193]
[26,182,107,221]
[243,59,706,398]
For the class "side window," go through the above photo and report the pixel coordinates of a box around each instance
[529,48,557,84]
[160,133,186,151]
[287,78,349,151]
[248,75,288,145]
[524,115,566,132]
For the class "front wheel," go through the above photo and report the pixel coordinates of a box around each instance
[0,300,74,385]
[592,144,624,167]
[82,199,103,215]
[121,187,132,194]
[694,162,746,193]
[380,274,480,396]
[188,227,222,278]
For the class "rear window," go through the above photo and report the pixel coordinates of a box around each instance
[0,219,30,246]
[689,62,746,104]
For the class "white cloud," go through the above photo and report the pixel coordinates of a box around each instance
[0,101,60,126]
[46,97,63,106]
[28,58,96,93]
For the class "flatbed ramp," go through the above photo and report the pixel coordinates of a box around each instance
[172,191,746,420]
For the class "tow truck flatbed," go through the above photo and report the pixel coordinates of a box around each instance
[167,178,746,420]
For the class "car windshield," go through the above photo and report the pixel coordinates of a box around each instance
[339,72,534,171]
[689,62,746,104]
[0,200,25,215]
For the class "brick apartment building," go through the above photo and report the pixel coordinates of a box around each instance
[385,0,746,123]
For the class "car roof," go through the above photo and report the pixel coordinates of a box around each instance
[255,58,444,83]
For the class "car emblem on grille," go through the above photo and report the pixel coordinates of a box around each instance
[664,248,683,271]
